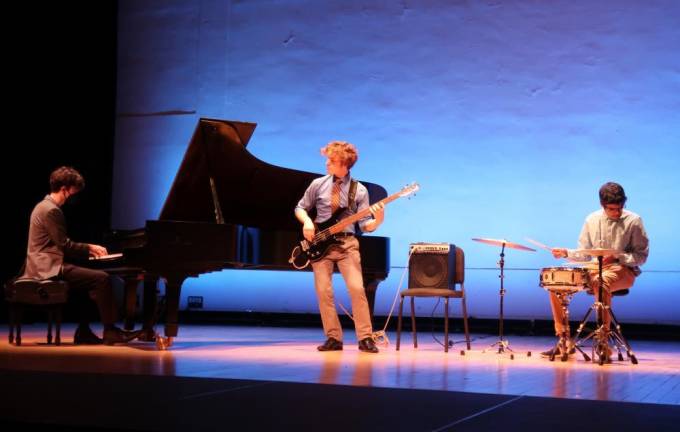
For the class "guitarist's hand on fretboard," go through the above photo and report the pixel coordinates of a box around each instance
[363,202,385,232]
[370,202,385,221]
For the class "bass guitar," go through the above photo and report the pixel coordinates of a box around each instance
[289,182,419,269]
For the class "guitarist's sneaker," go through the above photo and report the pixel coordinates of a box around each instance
[317,337,343,351]
[358,337,379,353]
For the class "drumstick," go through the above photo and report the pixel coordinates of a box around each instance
[526,237,584,263]
[525,237,552,252]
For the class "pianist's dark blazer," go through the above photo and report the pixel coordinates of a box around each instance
[22,195,89,280]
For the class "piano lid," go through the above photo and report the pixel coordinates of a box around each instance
[159,118,254,225]
[159,118,388,232]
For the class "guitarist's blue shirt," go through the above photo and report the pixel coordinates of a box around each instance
[296,174,371,233]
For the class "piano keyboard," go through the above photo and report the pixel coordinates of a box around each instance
[89,252,124,261]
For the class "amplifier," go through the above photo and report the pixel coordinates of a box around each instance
[409,242,451,254]
[408,243,456,289]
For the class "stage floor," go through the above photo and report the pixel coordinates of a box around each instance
[1,323,679,406]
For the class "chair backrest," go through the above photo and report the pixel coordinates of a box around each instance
[454,246,465,285]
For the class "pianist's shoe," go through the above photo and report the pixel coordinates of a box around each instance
[317,337,343,351]
[73,324,103,345]
[103,326,142,345]
[136,328,157,342]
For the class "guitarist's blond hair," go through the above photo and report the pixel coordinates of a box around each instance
[321,141,358,169]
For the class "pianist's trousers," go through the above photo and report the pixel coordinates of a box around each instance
[549,264,635,336]
[61,263,117,326]
[311,237,373,342]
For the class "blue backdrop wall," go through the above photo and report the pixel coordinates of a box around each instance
[113,0,679,324]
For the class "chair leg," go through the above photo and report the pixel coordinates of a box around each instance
[55,307,62,346]
[410,297,417,348]
[444,297,449,353]
[461,293,471,350]
[396,295,404,351]
[47,309,54,344]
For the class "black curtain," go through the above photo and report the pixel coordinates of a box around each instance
[4,2,118,289]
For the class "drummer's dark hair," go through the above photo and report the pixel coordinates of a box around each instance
[599,182,627,206]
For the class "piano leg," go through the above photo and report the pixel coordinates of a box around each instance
[121,274,159,342]
[162,274,186,339]
[142,275,158,334]
[123,276,139,331]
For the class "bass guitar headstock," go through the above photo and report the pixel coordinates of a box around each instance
[398,182,420,198]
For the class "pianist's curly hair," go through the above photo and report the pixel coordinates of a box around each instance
[321,141,358,169]
[49,166,85,193]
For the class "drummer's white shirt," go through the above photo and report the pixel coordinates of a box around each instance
[566,209,649,274]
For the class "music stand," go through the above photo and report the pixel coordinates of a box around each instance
[472,238,535,359]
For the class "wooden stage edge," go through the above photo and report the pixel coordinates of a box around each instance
[1,323,679,407]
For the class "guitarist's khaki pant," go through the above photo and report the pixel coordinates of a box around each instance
[311,236,373,342]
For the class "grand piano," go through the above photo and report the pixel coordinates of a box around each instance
[91,118,390,348]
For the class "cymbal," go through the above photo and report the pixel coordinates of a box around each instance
[471,238,536,252]
[573,248,621,256]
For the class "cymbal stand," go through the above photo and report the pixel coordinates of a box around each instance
[572,256,638,365]
[483,243,515,359]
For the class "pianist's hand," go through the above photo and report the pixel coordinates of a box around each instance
[88,244,109,258]
[303,219,316,242]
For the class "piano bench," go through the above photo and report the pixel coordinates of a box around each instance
[4,279,69,346]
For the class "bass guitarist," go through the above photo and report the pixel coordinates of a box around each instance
[295,141,385,353]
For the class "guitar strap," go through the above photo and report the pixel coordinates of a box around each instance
[348,179,358,212]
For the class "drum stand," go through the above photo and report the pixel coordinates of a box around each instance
[546,289,588,362]
[483,244,517,359]
[572,256,638,365]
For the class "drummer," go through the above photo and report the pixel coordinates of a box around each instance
[544,182,649,357]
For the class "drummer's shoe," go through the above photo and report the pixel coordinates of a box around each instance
[595,344,614,360]
[541,346,576,357]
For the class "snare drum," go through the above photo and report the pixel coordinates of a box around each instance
[539,267,590,292]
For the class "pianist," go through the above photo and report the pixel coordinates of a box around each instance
[295,141,385,353]
[21,166,139,345]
